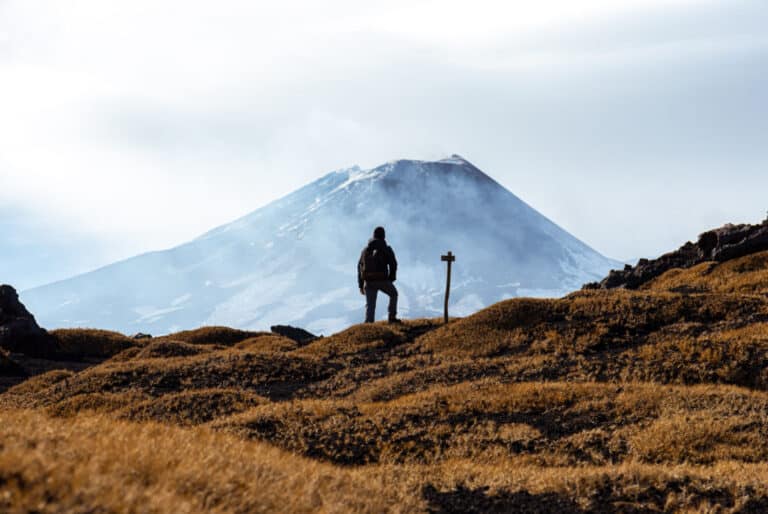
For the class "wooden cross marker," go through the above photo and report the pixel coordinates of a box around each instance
[441,251,455,324]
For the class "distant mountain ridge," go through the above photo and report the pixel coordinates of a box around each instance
[23,155,619,334]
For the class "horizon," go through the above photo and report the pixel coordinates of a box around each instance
[3,0,768,290]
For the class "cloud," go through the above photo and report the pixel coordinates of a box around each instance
[0,0,767,286]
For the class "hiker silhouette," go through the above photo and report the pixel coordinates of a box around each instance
[358,226,400,323]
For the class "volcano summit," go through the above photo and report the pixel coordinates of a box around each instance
[23,156,618,334]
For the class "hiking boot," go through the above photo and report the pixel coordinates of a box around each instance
[388,317,403,324]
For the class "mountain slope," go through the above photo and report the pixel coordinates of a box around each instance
[22,155,618,334]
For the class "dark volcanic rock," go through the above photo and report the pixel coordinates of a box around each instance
[585,219,768,290]
[0,351,27,378]
[0,285,58,357]
[270,325,320,345]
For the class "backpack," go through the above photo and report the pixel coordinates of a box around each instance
[362,246,389,281]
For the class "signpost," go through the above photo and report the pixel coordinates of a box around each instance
[441,251,455,324]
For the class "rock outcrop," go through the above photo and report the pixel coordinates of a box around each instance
[0,285,57,357]
[585,218,768,290]
[270,325,319,345]
[0,349,27,377]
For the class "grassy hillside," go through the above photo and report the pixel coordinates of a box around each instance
[4,251,768,512]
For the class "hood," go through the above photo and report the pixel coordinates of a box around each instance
[367,238,389,251]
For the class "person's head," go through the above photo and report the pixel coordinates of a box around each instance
[373,226,386,240]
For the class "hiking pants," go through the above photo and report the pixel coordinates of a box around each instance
[364,280,398,322]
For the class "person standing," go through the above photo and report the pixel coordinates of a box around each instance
[358,226,400,323]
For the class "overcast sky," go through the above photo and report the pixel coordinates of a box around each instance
[2,0,767,289]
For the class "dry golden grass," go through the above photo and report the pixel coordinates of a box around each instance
[23,348,334,407]
[5,250,768,511]
[416,290,768,359]
[235,334,299,352]
[134,340,216,359]
[644,251,768,294]
[118,388,267,425]
[46,390,150,417]
[3,408,768,512]
[1,369,74,408]
[50,328,139,358]
[0,409,422,513]
[293,319,440,361]
[162,326,268,346]
[214,381,768,467]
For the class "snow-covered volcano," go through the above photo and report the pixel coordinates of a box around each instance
[23,156,619,335]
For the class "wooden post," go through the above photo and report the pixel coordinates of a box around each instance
[441,251,455,324]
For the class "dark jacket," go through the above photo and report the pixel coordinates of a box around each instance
[358,238,397,288]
